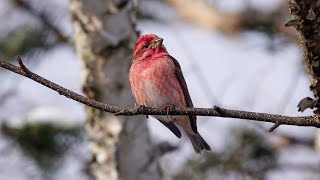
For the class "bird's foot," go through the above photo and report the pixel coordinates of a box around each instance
[164,105,174,120]
[136,105,147,111]
[135,105,149,118]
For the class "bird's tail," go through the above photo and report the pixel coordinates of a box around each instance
[186,131,211,154]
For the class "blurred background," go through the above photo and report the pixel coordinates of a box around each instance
[0,0,319,179]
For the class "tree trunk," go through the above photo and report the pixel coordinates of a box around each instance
[287,1,320,155]
[69,0,163,179]
[288,0,320,111]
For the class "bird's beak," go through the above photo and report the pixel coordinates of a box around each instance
[151,37,163,49]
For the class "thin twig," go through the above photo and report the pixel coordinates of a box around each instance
[0,57,319,128]
[269,123,280,132]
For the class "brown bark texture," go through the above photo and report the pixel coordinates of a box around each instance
[287,0,320,155]
[69,0,162,180]
[288,0,320,112]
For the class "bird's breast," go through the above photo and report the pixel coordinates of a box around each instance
[129,58,185,108]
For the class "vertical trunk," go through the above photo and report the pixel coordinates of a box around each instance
[288,0,320,111]
[69,0,163,179]
[287,1,320,154]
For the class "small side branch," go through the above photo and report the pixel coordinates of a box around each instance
[0,58,319,129]
[269,123,280,132]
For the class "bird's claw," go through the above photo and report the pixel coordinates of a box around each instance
[137,105,147,111]
[164,105,174,120]
[136,105,149,118]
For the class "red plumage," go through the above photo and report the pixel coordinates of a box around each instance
[129,34,211,154]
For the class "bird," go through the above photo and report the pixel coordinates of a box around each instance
[129,34,211,154]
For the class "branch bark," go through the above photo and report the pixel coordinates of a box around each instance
[0,57,319,128]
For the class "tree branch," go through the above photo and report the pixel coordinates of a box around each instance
[0,57,319,128]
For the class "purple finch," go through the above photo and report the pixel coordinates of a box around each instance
[129,34,211,154]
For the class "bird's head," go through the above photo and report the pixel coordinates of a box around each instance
[133,34,168,62]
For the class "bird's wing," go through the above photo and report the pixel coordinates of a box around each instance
[169,55,197,133]
[158,120,182,138]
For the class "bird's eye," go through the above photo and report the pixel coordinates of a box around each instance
[143,44,149,49]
